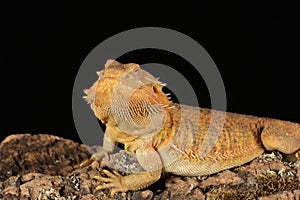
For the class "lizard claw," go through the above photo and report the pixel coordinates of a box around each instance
[80,151,109,168]
[80,157,95,168]
[93,169,128,196]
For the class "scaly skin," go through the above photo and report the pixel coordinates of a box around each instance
[82,60,300,195]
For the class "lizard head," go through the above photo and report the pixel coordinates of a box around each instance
[84,60,171,136]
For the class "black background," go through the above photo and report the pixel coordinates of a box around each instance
[1,2,299,143]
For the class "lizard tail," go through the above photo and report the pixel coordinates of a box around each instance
[261,119,300,155]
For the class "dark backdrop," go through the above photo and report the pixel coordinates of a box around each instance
[1,2,299,143]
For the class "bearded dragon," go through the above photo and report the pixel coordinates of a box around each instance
[82,60,300,195]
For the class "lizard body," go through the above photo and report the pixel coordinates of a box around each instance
[83,60,300,195]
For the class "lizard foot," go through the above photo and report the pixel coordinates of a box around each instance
[80,151,109,168]
[94,169,128,196]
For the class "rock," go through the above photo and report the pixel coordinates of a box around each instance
[199,170,244,189]
[1,133,300,199]
[0,134,90,182]
[132,190,154,200]
[258,190,300,200]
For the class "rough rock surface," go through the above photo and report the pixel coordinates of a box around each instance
[1,134,300,199]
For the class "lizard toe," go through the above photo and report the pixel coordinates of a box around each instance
[111,187,128,196]
[94,183,115,191]
[80,158,95,168]
[295,150,300,160]
[80,151,109,168]
[93,169,129,195]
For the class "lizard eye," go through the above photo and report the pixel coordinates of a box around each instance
[153,86,159,94]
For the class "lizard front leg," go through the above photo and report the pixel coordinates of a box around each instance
[94,169,161,195]
[94,145,163,195]
[80,129,116,167]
